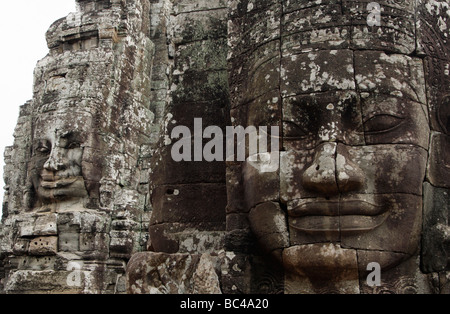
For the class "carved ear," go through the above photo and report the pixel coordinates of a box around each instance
[438,94,450,135]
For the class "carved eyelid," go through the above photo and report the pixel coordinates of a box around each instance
[363,114,405,134]
[36,140,51,153]
[66,141,81,149]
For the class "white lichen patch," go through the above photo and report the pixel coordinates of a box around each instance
[318,122,339,142]
[425,0,450,17]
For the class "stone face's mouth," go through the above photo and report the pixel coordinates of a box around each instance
[288,197,389,235]
[40,176,79,189]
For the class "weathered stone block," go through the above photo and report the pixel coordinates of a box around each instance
[126,252,222,294]
[150,183,227,227]
[228,41,280,108]
[174,38,228,73]
[172,70,229,104]
[226,213,249,231]
[225,163,245,214]
[13,239,30,256]
[29,236,58,256]
[58,232,80,252]
[427,132,450,189]
[282,3,351,52]
[173,0,227,15]
[57,211,110,234]
[281,49,355,97]
[33,214,58,236]
[422,183,450,273]
[228,0,280,58]
[171,9,227,44]
[148,223,180,254]
[110,230,134,258]
[79,233,109,259]
[354,51,427,104]
[342,0,416,54]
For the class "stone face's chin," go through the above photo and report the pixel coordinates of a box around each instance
[282,244,359,280]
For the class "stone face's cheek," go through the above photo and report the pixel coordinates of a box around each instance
[341,194,423,258]
[248,201,289,261]
[345,144,427,195]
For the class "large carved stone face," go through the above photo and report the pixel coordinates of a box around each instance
[246,50,430,280]
[225,0,450,293]
[28,111,95,211]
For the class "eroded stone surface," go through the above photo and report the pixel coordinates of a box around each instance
[126,252,222,294]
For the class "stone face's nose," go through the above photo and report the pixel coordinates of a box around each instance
[302,143,365,196]
[43,146,67,172]
[302,143,339,196]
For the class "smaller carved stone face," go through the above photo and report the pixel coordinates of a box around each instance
[29,111,93,211]
[34,130,86,201]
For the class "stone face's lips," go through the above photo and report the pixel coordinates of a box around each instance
[289,213,389,236]
[40,176,79,189]
[288,198,389,235]
[288,198,385,217]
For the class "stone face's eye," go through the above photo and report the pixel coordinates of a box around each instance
[66,142,81,149]
[364,114,405,134]
[283,121,308,139]
[36,142,51,154]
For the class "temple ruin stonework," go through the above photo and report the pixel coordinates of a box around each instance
[0,0,449,294]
